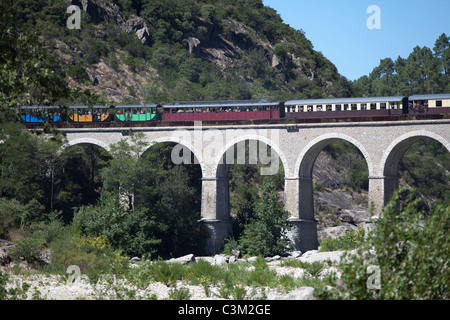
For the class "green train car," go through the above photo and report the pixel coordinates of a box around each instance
[115,105,161,122]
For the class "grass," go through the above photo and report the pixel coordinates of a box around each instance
[119,255,336,300]
[280,259,325,277]
[2,251,339,300]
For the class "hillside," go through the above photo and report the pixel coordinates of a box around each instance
[7,0,353,105]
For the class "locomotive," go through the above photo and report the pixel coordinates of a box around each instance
[19,93,450,126]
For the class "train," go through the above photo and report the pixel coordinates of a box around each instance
[18,93,450,126]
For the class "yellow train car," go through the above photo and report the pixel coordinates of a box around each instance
[69,106,111,122]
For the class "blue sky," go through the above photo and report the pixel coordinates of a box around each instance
[262,0,450,81]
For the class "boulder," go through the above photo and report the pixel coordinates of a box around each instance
[231,249,241,258]
[37,249,52,265]
[0,247,10,266]
[168,254,195,265]
[212,254,228,266]
[289,251,302,258]
[0,240,13,266]
[123,15,150,45]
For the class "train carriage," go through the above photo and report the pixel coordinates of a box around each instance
[19,106,63,123]
[408,93,450,115]
[163,100,282,122]
[284,96,408,121]
[115,104,161,122]
[68,105,113,122]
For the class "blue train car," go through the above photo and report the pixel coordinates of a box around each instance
[19,106,62,123]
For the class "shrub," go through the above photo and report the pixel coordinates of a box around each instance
[319,225,365,252]
[10,237,44,264]
[67,65,89,82]
[169,286,191,300]
[28,217,66,247]
[149,260,186,286]
[49,233,128,282]
[280,259,325,277]
[186,259,223,286]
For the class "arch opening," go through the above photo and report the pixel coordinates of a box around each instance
[53,143,112,223]
[134,141,204,258]
[382,135,450,207]
[213,139,287,256]
[296,135,372,251]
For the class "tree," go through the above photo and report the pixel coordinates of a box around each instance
[0,0,69,122]
[136,142,203,258]
[0,124,41,202]
[100,132,149,210]
[370,58,397,96]
[239,177,291,256]
[54,144,111,222]
[434,33,450,75]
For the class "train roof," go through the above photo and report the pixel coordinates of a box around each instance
[409,93,450,100]
[68,105,112,109]
[116,104,159,108]
[20,106,60,109]
[164,99,279,109]
[285,96,406,105]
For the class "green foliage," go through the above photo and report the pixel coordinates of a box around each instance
[0,0,70,121]
[28,215,66,247]
[317,187,449,300]
[72,193,129,248]
[9,237,44,264]
[0,123,68,215]
[55,144,111,222]
[71,138,203,259]
[0,269,31,300]
[200,4,217,21]
[399,139,450,203]
[49,233,128,282]
[67,65,89,83]
[280,259,326,277]
[354,33,449,96]
[135,142,204,258]
[146,260,187,286]
[3,0,355,106]
[169,286,191,300]
[238,178,291,257]
[319,225,366,252]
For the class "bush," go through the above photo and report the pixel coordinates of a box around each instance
[148,260,186,286]
[49,233,128,282]
[67,65,89,82]
[10,237,44,264]
[319,225,365,252]
[28,215,66,247]
[72,194,128,249]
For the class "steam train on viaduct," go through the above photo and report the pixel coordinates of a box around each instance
[19,93,450,127]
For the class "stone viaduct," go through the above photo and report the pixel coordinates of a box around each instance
[60,119,450,254]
